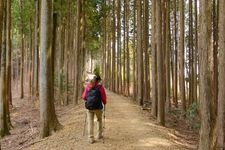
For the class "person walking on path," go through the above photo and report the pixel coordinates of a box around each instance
[82,75,107,144]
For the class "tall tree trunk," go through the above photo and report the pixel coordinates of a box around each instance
[74,0,85,103]
[106,17,112,89]
[80,0,86,101]
[64,9,69,105]
[73,0,81,104]
[6,0,12,127]
[33,0,39,100]
[111,0,116,92]
[216,0,225,148]
[52,12,57,103]
[143,0,150,102]
[125,0,130,96]
[136,0,143,106]
[189,0,194,106]
[162,0,166,113]
[132,0,137,100]
[173,0,178,108]
[66,2,72,105]
[209,2,218,149]
[0,0,10,137]
[165,0,171,112]
[80,0,86,97]
[20,0,24,99]
[102,22,106,82]
[59,19,65,105]
[198,0,213,149]
[179,0,186,112]
[123,1,126,94]
[116,0,121,94]
[29,19,33,97]
[212,0,218,116]
[193,0,198,104]
[156,0,165,126]
[151,0,157,116]
[39,0,61,138]
[0,0,2,74]
[6,0,12,105]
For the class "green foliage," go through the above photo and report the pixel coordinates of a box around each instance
[54,73,73,93]
[93,65,101,76]
[12,0,35,31]
[53,0,77,20]
[12,0,35,48]
[84,0,109,57]
[185,102,200,129]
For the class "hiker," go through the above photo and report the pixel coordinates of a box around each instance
[82,75,107,144]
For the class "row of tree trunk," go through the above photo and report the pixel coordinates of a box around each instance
[0,0,224,148]
[0,0,87,138]
[0,0,11,137]
[102,0,225,149]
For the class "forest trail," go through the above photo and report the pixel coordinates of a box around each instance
[26,91,191,150]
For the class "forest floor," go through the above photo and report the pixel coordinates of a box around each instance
[1,90,198,150]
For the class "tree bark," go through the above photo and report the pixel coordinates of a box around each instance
[173,0,178,108]
[136,0,143,106]
[73,0,81,104]
[0,0,10,137]
[29,19,33,97]
[52,12,57,103]
[151,0,157,117]
[20,0,24,99]
[165,0,171,112]
[179,0,186,112]
[156,0,165,126]
[132,0,137,100]
[116,0,121,94]
[6,0,12,127]
[112,0,116,92]
[123,0,126,94]
[193,0,198,105]
[198,0,213,149]
[189,0,194,106]
[59,17,65,105]
[212,0,219,116]
[216,0,225,148]
[33,0,39,100]
[125,0,130,96]
[39,0,61,138]
[143,0,150,102]
[0,0,2,73]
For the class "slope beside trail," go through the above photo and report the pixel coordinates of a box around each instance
[27,91,193,150]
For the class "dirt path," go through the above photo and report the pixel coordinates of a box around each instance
[27,91,192,150]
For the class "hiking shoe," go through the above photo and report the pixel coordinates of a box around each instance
[96,135,103,139]
[88,139,95,144]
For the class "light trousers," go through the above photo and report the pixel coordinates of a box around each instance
[87,109,103,140]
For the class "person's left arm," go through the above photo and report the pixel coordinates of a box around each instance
[82,85,88,101]
[99,86,107,105]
